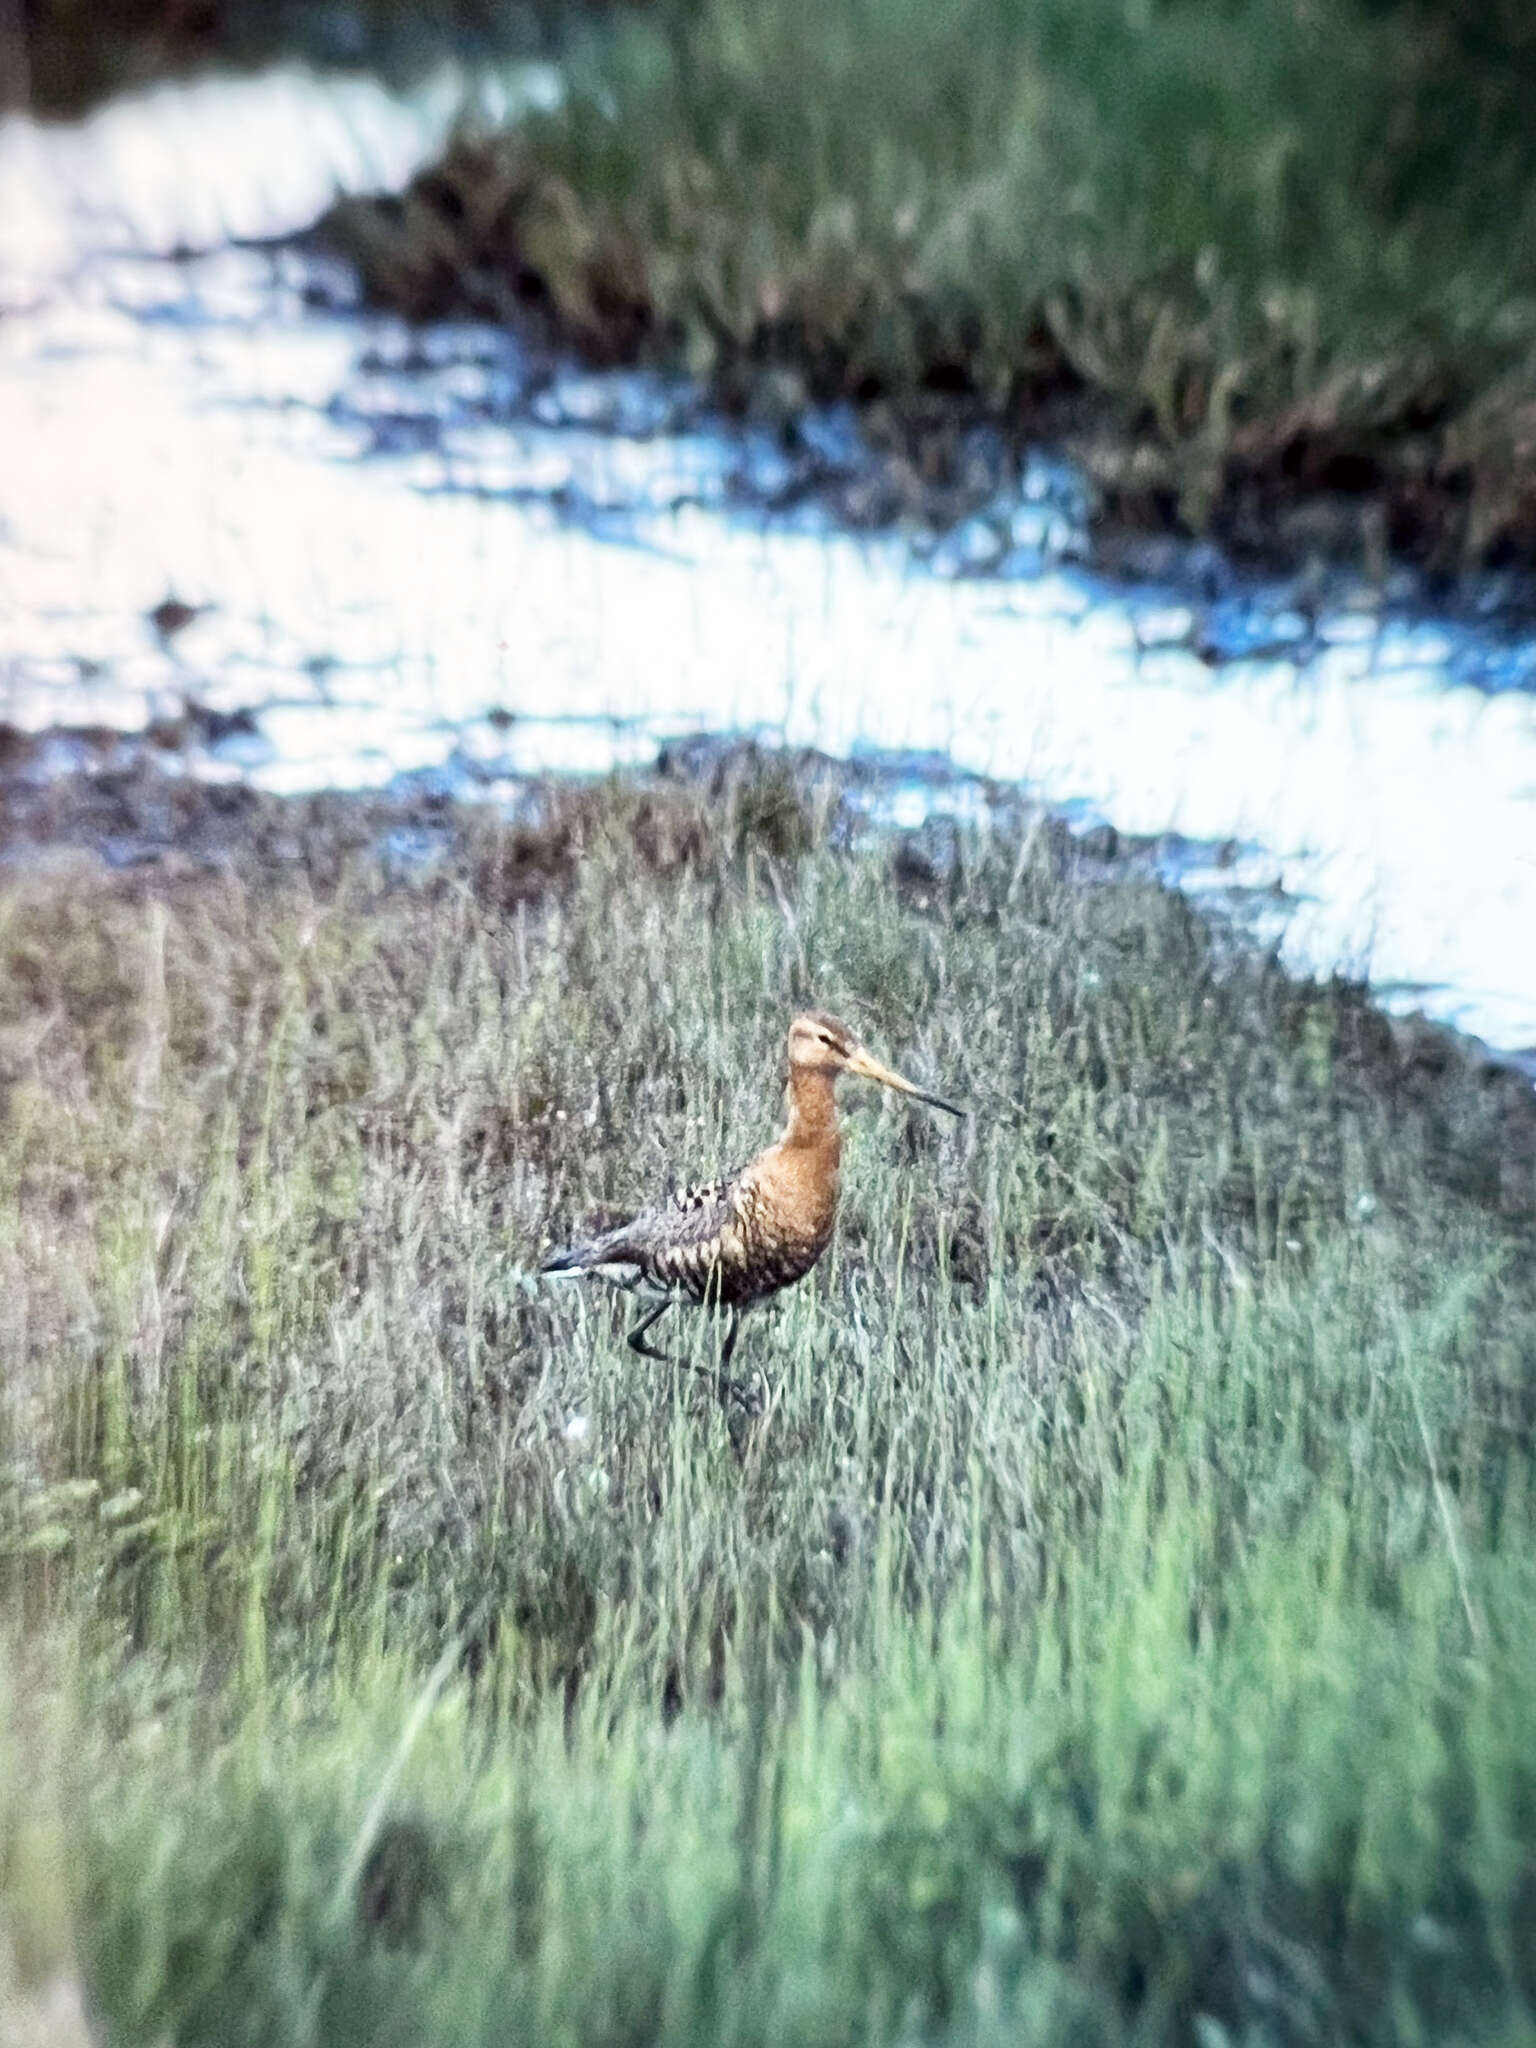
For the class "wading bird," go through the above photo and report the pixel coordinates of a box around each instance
[540,1012,963,1370]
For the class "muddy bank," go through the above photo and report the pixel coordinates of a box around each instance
[318,117,1536,584]
[6,748,1533,1199]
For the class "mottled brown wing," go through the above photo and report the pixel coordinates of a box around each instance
[615,1165,754,1303]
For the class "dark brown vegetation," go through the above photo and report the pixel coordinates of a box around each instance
[8,0,526,110]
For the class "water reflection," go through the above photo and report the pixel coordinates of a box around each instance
[1,69,1533,1068]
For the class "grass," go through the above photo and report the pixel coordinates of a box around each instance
[323,0,1536,568]
[2,764,1535,2045]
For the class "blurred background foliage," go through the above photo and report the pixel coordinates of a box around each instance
[14,0,1536,119]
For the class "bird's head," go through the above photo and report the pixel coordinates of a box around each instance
[786,1011,963,1116]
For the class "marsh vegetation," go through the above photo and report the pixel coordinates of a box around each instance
[2,765,1534,2043]
[317,0,1536,569]
[16,0,1536,560]
[7,11,1536,2037]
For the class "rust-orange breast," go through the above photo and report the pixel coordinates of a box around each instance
[639,1138,841,1308]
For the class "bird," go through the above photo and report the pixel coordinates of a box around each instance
[539,1011,964,1371]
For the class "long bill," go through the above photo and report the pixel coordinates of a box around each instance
[845,1044,965,1117]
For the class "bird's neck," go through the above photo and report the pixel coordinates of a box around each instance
[780,1069,841,1154]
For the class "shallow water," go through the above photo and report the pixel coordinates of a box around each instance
[2,70,1535,1072]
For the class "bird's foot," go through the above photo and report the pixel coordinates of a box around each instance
[626,1297,676,1360]
[627,1331,678,1363]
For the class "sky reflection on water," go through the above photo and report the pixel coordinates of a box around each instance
[1,68,1534,1069]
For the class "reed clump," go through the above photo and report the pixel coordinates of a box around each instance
[324,0,1536,569]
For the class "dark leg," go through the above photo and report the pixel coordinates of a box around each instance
[719,1310,742,1371]
[627,1297,675,1361]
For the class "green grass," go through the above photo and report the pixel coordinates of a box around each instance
[2,771,1535,2045]
[326,0,1536,564]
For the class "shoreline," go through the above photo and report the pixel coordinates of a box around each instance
[12,2,1536,580]
[5,743,1533,1123]
[316,111,1536,584]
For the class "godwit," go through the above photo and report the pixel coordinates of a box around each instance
[540,1011,963,1367]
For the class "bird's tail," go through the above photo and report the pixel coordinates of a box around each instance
[539,1243,595,1275]
[539,1225,634,1276]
